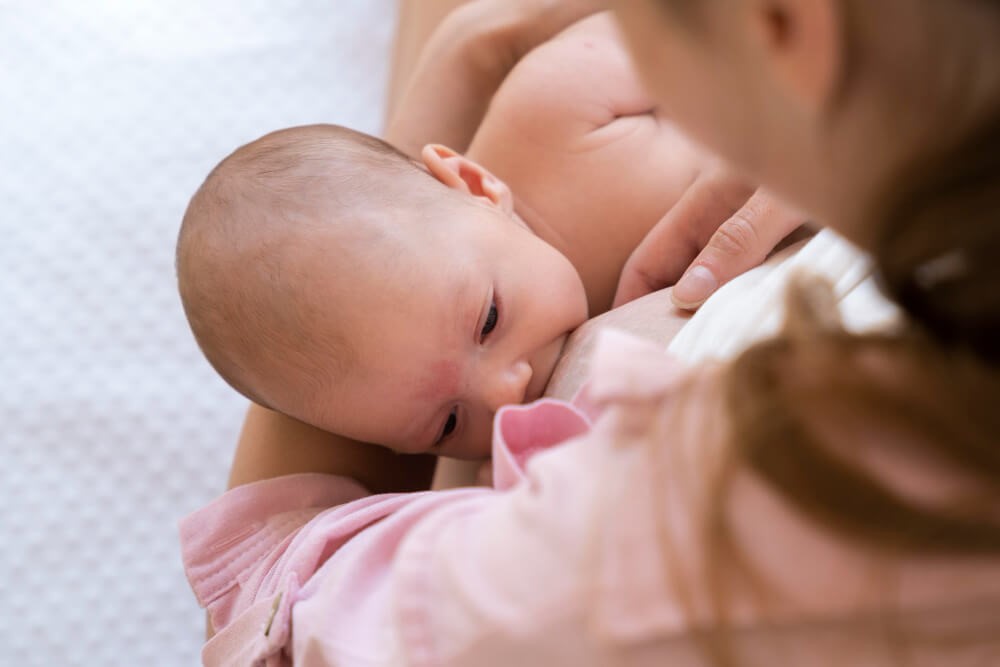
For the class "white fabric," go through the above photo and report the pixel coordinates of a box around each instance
[0,2,395,665]
[669,229,901,363]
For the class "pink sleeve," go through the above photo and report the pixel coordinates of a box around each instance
[179,396,595,666]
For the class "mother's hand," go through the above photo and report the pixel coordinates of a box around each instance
[613,166,810,311]
[545,287,692,401]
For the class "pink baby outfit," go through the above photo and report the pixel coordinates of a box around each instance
[180,331,1000,667]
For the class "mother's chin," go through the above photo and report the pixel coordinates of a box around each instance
[543,287,693,401]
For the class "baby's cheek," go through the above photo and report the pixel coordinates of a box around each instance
[418,359,461,402]
[537,248,588,323]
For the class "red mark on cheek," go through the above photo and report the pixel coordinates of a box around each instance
[417,359,461,401]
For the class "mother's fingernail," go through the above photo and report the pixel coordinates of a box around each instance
[673,266,718,309]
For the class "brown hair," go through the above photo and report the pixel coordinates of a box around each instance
[718,35,1000,560]
[647,0,1000,662]
[722,281,1000,555]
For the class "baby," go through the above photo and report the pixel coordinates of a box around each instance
[177,14,710,460]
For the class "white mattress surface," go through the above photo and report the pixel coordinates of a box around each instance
[0,2,394,664]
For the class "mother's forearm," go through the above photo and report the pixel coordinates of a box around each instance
[385,0,609,157]
[386,0,472,123]
[385,4,529,157]
[228,404,435,492]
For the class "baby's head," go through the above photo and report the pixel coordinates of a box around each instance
[177,124,588,458]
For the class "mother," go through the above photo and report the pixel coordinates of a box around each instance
[183,1,1000,665]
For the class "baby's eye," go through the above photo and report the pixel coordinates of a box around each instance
[437,410,458,444]
[480,301,498,339]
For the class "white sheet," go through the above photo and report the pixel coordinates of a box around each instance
[0,2,394,664]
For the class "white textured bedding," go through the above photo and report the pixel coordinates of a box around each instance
[0,2,394,664]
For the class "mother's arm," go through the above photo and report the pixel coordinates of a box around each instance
[385,0,470,124]
[386,0,609,156]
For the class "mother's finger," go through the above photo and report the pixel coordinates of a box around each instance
[613,168,754,307]
[671,190,808,309]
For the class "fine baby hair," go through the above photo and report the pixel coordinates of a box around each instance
[176,124,446,409]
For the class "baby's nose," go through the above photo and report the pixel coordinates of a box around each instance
[483,360,533,411]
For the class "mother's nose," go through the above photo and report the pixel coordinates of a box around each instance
[481,359,533,411]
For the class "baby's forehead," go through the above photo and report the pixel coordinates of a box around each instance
[313,190,466,261]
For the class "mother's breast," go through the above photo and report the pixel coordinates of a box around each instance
[545,288,693,401]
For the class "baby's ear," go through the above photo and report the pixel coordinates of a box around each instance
[421,144,513,215]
